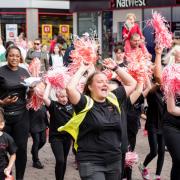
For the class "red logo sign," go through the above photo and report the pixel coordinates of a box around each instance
[44,26,50,33]
[61,26,68,33]
[9,32,14,37]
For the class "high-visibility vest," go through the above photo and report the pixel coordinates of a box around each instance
[58,92,121,151]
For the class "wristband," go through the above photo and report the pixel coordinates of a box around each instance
[112,65,118,71]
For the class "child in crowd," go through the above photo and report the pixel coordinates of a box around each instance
[29,106,49,169]
[122,13,148,57]
[43,84,74,180]
[0,108,17,180]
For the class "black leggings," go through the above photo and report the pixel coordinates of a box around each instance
[4,110,29,180]
[163,126,180,180]
[122,128,138,180]
[31,130,46,162]
[143,130,165,175]
[50,136,71,180]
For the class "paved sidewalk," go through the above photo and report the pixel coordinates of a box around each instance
[23,122,171,180]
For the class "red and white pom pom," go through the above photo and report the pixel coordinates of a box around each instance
[162,64,180,99]
[125,151,139,168]
[147,11,172,49]
[68,36,99,75]
[44,67,70,90]
[126,49,153,83]
[28,58,41,77]
[5,175,14,180]
[26,82,45,111]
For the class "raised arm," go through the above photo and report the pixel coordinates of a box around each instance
[154,46,163,85]
[142,76,152,98]
[103,58,137,97]
[130,82,143,104]
[66,63,91,105]
[167,92,180,116]
[43,83,51,107]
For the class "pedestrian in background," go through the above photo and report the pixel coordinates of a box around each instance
[26,38,49,72]
[29,106,49,169]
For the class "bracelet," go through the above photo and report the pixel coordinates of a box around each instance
[112,65,118,71]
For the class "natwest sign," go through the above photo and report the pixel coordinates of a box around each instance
[110,0,176,9]
[115,0,146,8]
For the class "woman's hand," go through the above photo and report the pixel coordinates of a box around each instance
[155,46,163,55]
[1,96,18,106]
[4,166,11,177]
[103,58,117,70]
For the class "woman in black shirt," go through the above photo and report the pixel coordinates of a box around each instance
[61,60,136,180]
[0,46,30,180]
[153,45,180,180]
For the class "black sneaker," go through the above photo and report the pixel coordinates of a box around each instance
[33,161,44,169]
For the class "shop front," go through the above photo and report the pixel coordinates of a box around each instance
[71,0,180,58]
[0,9,26,43]
[0,0,72,44]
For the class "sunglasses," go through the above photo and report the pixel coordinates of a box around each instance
[34,43,40,45]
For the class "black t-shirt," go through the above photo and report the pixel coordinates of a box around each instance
[0,132,17,173]
[145,88,164,132]
[163,97,180,129]
[47,101,74,143]
[0,65,30,112]
[74,86,127,164]
[29,106,48,134]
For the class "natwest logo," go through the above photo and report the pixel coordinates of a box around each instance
[111,0,146,8]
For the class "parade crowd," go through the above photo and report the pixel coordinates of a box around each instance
[0,12,179,180]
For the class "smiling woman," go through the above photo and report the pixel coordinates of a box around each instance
[0,46,30,180]
[58,60,136,180]
[6,47,22,70]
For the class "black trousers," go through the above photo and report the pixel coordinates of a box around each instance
[122,128,138,180]
[50,136,71,180]
[163,126,180,180]
[143,130,165,175]
[78,160,122,180]
[31,130,46,162]
[4,110,29,180]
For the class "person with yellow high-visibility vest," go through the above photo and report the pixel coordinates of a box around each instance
[58,60,136,180]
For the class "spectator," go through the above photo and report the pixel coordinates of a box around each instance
[26,38,49,72]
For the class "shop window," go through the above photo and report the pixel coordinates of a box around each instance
[102,11,113,58]
[0,9,26,43]
[39,10,73,45]
[172,7,180,38]
[77,12,98,36]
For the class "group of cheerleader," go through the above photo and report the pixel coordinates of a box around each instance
[0,11,179,180]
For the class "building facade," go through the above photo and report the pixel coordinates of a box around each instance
[0,0,73,43]
[71,0,180,58]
